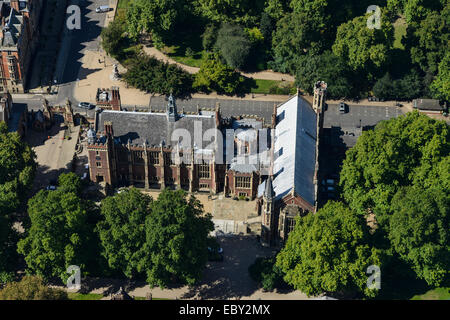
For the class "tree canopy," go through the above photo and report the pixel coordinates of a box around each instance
[389,187,449,286]
[0,122,36,217]
[139,189,214,288]
[194,53,245,95]
[340,112,449,226]
[96,188,152,279]
[17,189,97,282]
[276,201,383,298]
[0,275,68,300]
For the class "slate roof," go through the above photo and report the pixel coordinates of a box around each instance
[258,96,317,206]
[95,110,217,148]
[0,3,23,48]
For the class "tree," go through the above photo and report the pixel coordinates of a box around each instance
[406,5,449,75]
[0,275,68,300]
[101,16,126,58]
[339,111,449,229]
[215,23,251,69]
[373,73,394,100]
[194,0,264,26]
[332,12,394,75]
[389,187,449,286]
[123,55,195,99]
[276,202,383,298]
[0,122,36,217]
[431,52,450,101]
[139,189,214,288]
[17,190,96,282]
[96,188,152,279]
[294,51,352,99]
[126,0,189,44]
[0,214,18,276]
[270,9,329,73]
[202,24,218,51]
[248,257,287,291]
[392,69,423,101]
[58,172,82,196]
[194,53,245,95]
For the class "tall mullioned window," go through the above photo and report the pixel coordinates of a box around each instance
[235,176,251,189]
[198,162,210,179]
[149,151,159,165]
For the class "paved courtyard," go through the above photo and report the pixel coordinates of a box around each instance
[26,118,81,193]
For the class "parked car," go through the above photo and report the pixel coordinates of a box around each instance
[78,102,95,109]
[339,102,347,114]
[95,5,110,13]
[208,246,224,262]
[46,185,57,191]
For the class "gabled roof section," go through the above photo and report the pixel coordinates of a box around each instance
[270,95,317,205]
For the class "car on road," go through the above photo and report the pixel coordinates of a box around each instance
[95,5,110,13]
[339,102,348,114]
[78,102,95,109]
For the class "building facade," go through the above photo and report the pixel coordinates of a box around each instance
[87,95,269,198]
[0,0,42,93]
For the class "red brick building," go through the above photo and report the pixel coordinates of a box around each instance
[87,95,269,197]
[0,0,42,93]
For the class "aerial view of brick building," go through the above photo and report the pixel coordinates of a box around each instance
[0,0,42,93]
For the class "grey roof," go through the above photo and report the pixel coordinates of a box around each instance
[95,110,217,148]
[258,96,317,206]
[229,163,257,173]
[413,99,444,111]
[264,176,274,199]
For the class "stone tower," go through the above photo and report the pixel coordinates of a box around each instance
[312,81,327,112]
[167,94,177,122]
[261,176,275,247]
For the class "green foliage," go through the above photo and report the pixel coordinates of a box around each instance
[101,16,127,58]
[332,12,394,74]
[126,0,190,42]
[431,52,450,101]
[405,3,449,75]
[194,0,265,26]
[96,188,152,279]
[123,55,195,99]
[0,214,18,275]
[276,202,383,298]
[194,53,246,95]
[0,123,36,217]
[58,173,82,196]
[340,111,449,228]
[270,9,328,73]
[17,190,97,282]
[248,257,287,291]
[202,24,218,51]
[139,189,214,288]
[294,51,352,99]
[0,275,68,300]
[215,23,252,69]
[373,73,394,100]
[390,187,449,286]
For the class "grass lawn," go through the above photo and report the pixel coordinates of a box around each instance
[165,46,206,68]
[250,79,296,95]
[68,292,104,300]
[393,18,407,50]
[411,287,450,300]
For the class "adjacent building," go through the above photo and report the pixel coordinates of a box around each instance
[0,91,27,137]
[0,0,42,93]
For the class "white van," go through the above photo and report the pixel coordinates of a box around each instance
[95,5,110,13]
